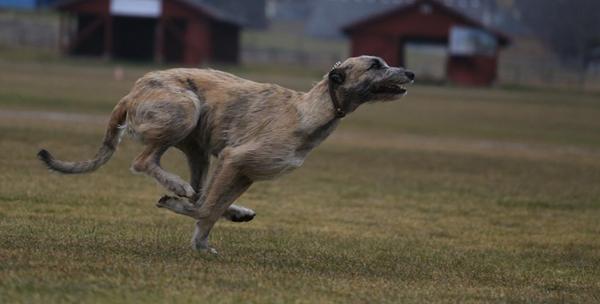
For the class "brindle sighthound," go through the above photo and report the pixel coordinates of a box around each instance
[37,56,414,254]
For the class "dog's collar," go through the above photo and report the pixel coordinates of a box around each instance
[328,62,345,119]
[328,61,346,118]
[328,78,345,118]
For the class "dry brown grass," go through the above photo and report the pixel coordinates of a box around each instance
[1,58,600,303]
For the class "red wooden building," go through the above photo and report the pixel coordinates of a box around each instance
[343,0,510,86]
[56,0,243,65]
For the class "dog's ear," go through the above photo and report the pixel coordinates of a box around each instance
[329,69,346,85]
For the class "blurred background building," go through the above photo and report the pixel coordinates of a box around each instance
[342,0,510,86]
[54,0,266,65]
[0,0,599,88]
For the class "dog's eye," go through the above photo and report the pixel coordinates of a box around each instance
[368,60,383,70]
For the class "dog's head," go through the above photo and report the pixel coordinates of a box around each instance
[328,55,414,114]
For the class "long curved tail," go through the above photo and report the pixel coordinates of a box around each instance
[37,99,128,174]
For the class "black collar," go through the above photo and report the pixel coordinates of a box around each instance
[328,76,346,118]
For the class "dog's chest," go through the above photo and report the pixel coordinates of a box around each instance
[296,118,339,155]
[262,118,338,177]
[243,150,305,180]
[275,154,306,174]
[239,118,339,181]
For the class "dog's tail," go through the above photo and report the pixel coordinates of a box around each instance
[37,99,128,174]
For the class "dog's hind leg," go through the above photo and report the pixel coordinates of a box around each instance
[127,89,202,198]
[132,145,196,198]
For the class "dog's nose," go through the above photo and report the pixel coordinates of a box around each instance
[405,70,415,81]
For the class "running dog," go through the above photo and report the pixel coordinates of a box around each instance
[37,55,415,254]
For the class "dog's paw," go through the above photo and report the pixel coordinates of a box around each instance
[156,195,175,208]
[156,195,197,216]
[193,244,219,255]
[223,205,256,222]
[229,212,256,222]
[191,237,218,255]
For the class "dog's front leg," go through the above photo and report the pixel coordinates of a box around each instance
[191,150,253,254]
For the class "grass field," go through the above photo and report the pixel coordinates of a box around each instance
[1,57,600,303]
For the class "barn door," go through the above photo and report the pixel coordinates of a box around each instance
[403,41,448,83]
[112,16,157,61]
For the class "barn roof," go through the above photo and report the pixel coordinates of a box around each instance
[306,0,522,42]
[305,0,394,38]
[342,0,510,45]
[196,0,266,29]
[183,0,244,25]
[54,0,252,26]
[184,0,267,28]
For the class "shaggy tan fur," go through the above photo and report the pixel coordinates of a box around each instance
[38,56,414,253]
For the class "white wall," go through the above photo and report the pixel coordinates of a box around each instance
[110,0,162,17]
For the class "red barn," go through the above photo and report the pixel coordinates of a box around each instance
[56,0,243,65]
[343,0,510,86]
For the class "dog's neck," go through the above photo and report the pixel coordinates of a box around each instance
[286,80,340,155]
[288,79,342,153]
[297,79,340,129]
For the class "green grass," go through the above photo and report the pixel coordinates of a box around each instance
[1,58,600,303]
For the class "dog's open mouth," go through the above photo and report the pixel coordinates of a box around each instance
[371,83,408,95]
